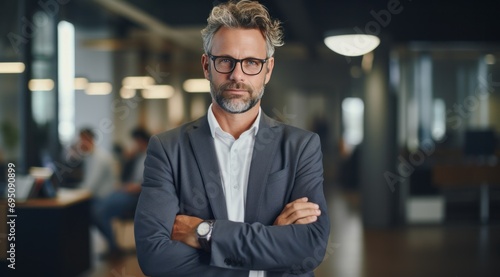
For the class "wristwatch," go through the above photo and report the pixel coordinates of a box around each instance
[196,220,214,252]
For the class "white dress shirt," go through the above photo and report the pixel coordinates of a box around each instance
[207,105,265,277]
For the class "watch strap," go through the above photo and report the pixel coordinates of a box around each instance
[197,220,214,252]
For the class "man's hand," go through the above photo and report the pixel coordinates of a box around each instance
[122,183,142,194]
[171,215,204,249]
[274,197,321,226]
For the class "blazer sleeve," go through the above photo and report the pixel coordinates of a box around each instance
[134,136,241,277]
[209,133,331,274]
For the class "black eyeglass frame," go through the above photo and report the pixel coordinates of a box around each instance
[208,54,269,76]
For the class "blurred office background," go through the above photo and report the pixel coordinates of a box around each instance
[1,0,500,276]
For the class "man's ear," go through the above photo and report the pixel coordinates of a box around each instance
[202,54,210,79]
[264,57,274,84]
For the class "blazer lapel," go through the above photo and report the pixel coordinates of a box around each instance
[188,117,228,220]
[245,114,282,222]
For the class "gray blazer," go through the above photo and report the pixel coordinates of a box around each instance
[135,113,330,277]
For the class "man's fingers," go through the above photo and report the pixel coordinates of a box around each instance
[295,216,318,224]
[274,198,321,225]
[287,208,321,224]
[274,207,320,225]
[280,197,315,216]
[280,202,319,219]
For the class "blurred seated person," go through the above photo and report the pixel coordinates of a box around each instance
[67,128,116,199]
[93,127,150,259]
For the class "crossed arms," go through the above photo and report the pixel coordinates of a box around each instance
[172,196,322,249]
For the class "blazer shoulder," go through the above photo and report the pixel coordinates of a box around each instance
[152,117,206,148]
[283,123,316,136]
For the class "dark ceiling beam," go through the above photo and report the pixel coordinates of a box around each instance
[93,0,202,53]
[273,0,319,59]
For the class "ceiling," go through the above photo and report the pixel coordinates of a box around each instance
[66,0,500,58]
[1,0,499,60]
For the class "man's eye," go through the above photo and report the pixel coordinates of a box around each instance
[219,58,233,64]
[245,59,259,66]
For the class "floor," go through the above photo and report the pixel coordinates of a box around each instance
[80,186,500,277]
[315,187,500,277]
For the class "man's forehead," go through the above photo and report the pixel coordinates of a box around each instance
[211,27,267,54]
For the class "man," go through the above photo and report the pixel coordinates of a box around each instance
[93,127,150,259]
[70,128,115,199]
[135,1,330,276]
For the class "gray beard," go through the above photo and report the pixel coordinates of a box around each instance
[209,80,265,114]
[214,91,263,114]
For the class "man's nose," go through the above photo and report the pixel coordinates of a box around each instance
[229,61,245,81]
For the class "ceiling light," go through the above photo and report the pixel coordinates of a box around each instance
[324,31,380,57]
[74,77,89,90]
[86,82,112,95]
[183,78,210,93]
[485,54,495,65]
[29,79,55,91]
[142,85,174,99]
[123,76,155,89]
[120,87,136,99]
[0,62,25,74]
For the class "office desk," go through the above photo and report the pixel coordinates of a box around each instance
[0,189,91,277]
[433,164,500,223]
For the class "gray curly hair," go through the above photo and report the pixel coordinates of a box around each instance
[201,0,284,57]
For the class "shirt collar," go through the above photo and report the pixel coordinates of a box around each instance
[207,104,261,139]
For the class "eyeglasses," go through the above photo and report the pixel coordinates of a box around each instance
[208,54,268,76]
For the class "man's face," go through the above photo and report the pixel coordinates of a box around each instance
[202,27,274,114]
[134,138,149,152]
[78,134,94,153]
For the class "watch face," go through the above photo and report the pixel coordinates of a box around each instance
[197,222,210,236]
